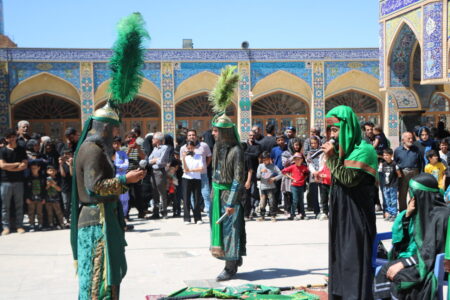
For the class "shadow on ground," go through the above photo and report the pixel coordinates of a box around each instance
[236,268,328,281]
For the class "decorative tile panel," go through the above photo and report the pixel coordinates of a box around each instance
[423,1,443,80]
[385,8,422,50]
[93,62,161,91]
[390,25,417,87]
[390,89,419,109]
[174,62,236,89]
[380,0,423,17]
[250,62,312,89]
[0,62,9,133]
[161,63,175,136]
[324,61,379,87]
[8,62,80,91]
[0,48,379,62]
[387,93,399,136]
[80,63,95,123]
[312,62,325,132]
[238,62,251,140]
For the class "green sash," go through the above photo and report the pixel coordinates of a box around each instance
[211,182,231,249]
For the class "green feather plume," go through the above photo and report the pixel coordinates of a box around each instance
[108,12,150,108]
[208,65,240,115]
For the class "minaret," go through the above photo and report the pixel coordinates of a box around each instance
[0,0,16,47]
[0,0,4,35]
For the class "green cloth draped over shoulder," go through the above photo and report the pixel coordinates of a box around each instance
[390,210,417,260]
[325,105,378,177]
[211,182,231,252]
[70,115,126,286]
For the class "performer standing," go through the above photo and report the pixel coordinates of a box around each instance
[208,66,247,281]
[70,13,149,299]
[321,105,378,300]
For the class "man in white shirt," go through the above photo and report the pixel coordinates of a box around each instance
[180,129,212,213]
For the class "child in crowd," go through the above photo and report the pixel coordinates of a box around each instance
[316,152,331,220]
[182,141,204,224]
[379,149,398,221]
[59,148,73,223]
[282,153,309,220]
[112,137,130,221]
[306,136,321,219]
[257,151,282,222]
[439,139,450,189]
[373,126,389,156]
[424,150,447,190]
[45,165,65,229]
[25,160,46,231]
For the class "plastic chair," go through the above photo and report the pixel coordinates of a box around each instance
[434,253,447,300]
[372,232,393,269]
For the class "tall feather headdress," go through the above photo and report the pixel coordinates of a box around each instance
[208,65,240,119]
[108,12,150,112]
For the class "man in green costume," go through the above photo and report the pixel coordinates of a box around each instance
[71,104,145,299]
[321,105,379,299]
[374,173,449,299]
[208,66,246,281]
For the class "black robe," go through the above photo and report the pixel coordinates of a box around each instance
[327,155,377,300]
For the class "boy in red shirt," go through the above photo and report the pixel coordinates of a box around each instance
[282,153,309,220]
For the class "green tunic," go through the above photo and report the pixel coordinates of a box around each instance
[210,144,246,260]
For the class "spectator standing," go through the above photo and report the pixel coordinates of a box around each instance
[258,123,277,154]
[303,128,324,153]
[379,149,398,221]
[372,126,389,157]
[252,125,264,142]
[394,132,422,211]
[256,151,282,222]
[271,135,287,206]
[243,131,261,220]
[0,128,28,235]
[59,149,73,222]
[16,120,30,148]
[282,153,309,220]
[181,141,204,224]
[112,137,130,220]
[284,126,296,143]
[124,131,147,219]
[25,160,46,231]
[42,141,60,168]
[281,138,302,216]
[414,126,439,170]
[45,165,65,229]
[148,132,170,219]
[180,130,212,214]
[362,121,375,145]
[424,150,447,190]
[316,153,331,220]
[62,127,79,155]
[305,136,322,219]
[439,138,450,189]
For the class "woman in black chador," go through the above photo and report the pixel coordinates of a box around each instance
[374,173,449,299]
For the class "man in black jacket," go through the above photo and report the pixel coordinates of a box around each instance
[244,131,261,219]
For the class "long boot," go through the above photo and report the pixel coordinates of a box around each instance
[216,260,238,281]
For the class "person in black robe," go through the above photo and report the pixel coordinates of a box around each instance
[322,105,379,300]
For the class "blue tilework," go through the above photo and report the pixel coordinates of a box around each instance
[250,62,312,89]
[174,62,237,89]
[324,61,379,87]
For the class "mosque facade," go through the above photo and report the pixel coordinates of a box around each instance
[0,0,449,146]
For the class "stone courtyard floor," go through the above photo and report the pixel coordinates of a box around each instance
[0,209,392,300]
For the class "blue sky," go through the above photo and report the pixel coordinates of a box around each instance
[4,0,379,49]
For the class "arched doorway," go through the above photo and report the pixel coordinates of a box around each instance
[95,97,161,134]
[12,94,81,142]
[175,94,236,135]
[252,93,309,137]
[422,93,450,128]
[326,91,381,125]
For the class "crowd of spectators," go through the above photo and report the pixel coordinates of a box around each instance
[1,118,450,236]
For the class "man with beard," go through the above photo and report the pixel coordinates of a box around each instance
[71,104,145,299]
[394,132,422,212]
[322,105,378,299]
[243,130,261,220]
[208,65,246,281]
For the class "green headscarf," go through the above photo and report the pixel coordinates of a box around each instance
[325,105,378,177]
